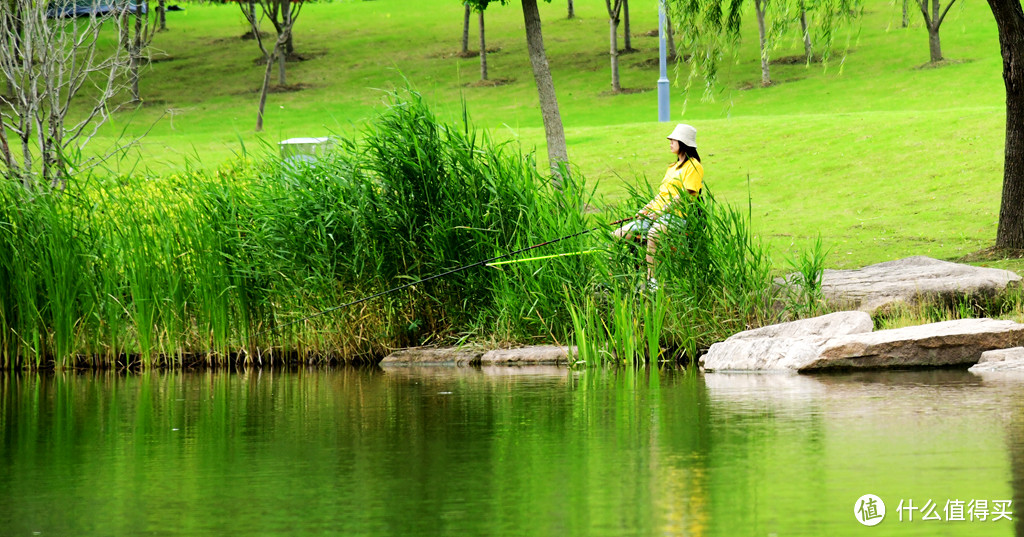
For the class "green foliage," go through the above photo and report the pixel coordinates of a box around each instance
[668,0,862,97]
[782,233,830,316]
[0,89,607,368]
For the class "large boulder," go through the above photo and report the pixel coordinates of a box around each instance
[700,311,873,371]
[782,256,1021,314]
[801,319,1024,371]
[701,317,1024,372]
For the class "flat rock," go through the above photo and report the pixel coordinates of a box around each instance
[480,345,574,366]
[969,347,1024,372]
[804,319,1024,371]
[703,318,1024,372]
[725,311,874,341]
[379,346,483,366]
[700,312,873,371]
[380,345,575,366]
[784,256,1021,314]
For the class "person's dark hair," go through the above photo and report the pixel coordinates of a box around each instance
[676,143,701,164]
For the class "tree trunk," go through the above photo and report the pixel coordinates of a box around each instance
[462,3,471,55]
[610,16,620,92]
[928,24,943,62]
[158,0,166,31]
[130,54,141,102]
[755,0,771,86]
[623,0,634,52]
[120,10,130,49]
[799,0,812,61]
[568,0,574,19]
[0,120,15,180]
[606,0,623,92]
[131,7,143,101]
[279,0,290,84]
[919,0,955,63]
[903,0,910,27]
[988,0,1024,248]
[479,10,487,81]
[521,0,569,185]
[256,53,275,132]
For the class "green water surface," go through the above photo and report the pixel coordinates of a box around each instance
[1,367,1021,536]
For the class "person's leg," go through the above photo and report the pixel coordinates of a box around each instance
[613,218,645,240]
[646,222,666,280]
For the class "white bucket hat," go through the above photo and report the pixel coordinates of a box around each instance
[667,124,697,148]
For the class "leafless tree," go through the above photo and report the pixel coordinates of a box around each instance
[242,0,304,131]
[120,1,160,102]
[0,0,131,190]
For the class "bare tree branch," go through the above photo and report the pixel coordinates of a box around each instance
[0,0,132,190]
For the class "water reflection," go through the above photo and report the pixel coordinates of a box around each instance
[0,368,1019,537]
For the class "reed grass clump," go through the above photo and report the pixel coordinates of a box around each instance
[0,90,608,368]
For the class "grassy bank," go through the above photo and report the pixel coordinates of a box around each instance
[67,0,1013,273]
[2,91,823,368]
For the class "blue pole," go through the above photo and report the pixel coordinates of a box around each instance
[657,0,671,122]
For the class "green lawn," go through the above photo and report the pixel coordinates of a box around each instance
[82,0,1012,271]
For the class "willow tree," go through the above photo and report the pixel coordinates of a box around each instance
[121,1,160,102]
[239,0,304,131]
[667,0,859,97]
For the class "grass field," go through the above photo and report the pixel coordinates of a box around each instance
[79,0,1012,273]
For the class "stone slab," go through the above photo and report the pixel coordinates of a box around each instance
[480,345,575,366]
[702,318,1024,372]
[701,312,873,371]
[801,319,1024,371]
[783,256,1021,314]
[379,347,484,366]
[380,345,575,366]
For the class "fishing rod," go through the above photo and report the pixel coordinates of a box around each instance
[256,215,635,338]
[486,249,599,267]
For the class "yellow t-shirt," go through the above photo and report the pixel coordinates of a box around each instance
[643,158,704,216]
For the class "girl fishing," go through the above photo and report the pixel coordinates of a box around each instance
[613,123,704,290]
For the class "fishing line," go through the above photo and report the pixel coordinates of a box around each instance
[256,216,635,338]
[485,249,600,267]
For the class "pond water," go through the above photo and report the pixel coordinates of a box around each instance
[1,366,1022,536]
